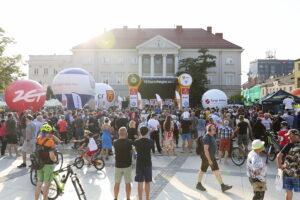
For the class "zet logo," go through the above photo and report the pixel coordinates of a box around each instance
[205,99,210,104]
[131,102,136,107]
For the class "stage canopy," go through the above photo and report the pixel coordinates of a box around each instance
[139,77,178,99]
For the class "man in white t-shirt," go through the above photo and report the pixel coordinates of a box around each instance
[148,114,162,154]
[210,113,222,128]
[261,113,272,130]
[283,96,294,110]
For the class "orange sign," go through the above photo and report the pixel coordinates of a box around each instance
[106,90,115,102]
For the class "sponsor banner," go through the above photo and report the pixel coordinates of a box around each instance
[130,88,138,95]
[181,87,189,95]
[71,93,83,109]
[130,95,138,108]
[182,94,189,108]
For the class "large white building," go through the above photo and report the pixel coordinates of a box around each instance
[28,26,243,97]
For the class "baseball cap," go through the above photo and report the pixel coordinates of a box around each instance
[252,139,265,150]
[285,129,300,137]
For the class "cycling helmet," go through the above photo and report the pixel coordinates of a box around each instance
[40,124,52,132]
[280,121,288,127]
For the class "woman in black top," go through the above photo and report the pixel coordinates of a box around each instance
[253,118,266,140]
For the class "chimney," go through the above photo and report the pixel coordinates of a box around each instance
[207,26,212,34]
[215,33,223,39]
[123,26,128,31]
[176,25,183,32]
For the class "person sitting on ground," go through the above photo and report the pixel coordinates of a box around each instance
[73,130,98,165]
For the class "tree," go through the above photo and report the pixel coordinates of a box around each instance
[0,28,25,93]
[228,94,244,104]
[46,86,55,100]
[177,48,216,107]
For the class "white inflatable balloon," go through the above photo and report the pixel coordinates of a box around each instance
[202,89,228,108]
[94,83,115,109]
[52,68,95,109]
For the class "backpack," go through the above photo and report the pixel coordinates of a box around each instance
[173,121,179,135]
[30,138,50,170]
[196,135,211,157]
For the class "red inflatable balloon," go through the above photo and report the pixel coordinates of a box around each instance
[5,80,46,113]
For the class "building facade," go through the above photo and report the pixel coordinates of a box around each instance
[28,26,243,97]
[249,59,294,84]
[260,73,294,97]
[294,58,300,88]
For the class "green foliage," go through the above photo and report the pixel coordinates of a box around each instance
[228,94,244,104]
[46,86,55,100]
[176,48,216,107]
[0,28,25,92]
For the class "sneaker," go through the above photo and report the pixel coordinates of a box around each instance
[196,182,206,191]
[17,163,26,168]
[221,184,232,192]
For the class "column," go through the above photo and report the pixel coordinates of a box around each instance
[138,55,142,76]
[150,54,155,76]
[162,54,167,76]
[174,55,179,74]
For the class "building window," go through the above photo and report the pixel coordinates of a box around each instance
[298,64,300,71]
[44,68,48,75]
[167,57,173,64]
[131,57,138,64]
[154,56,162,65]
[225,58,233,65]
[207,74,216,84]
[225,73,235,85]
[116,57,124,64]
[115,72,124,85]
[100,56,110,64]
[100,72,110,84]
[34,67,39,75]
[82,56,92,65]
[143,58,150,65]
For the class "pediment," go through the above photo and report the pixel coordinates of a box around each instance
[136,35,180,49]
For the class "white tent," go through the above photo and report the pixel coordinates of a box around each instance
[44,99,62,107]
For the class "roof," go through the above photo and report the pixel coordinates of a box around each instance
[261,89,300,104]
[72,27,242,50]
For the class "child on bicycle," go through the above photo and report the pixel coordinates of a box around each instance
[73,131,98,164]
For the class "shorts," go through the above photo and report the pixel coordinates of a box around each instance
[87,149,98,156]
[21,140,35,153]
[238,134,249,146]
[200,157,219,172]
[37,164,55,183]
[249,178,267,192]
[181,133,192,141]
[283,176,300,192]
[198,130,205,137]
[115,167,132,183]
[135,166,152,183]
[6,134,18,144]
[219,138,231,151]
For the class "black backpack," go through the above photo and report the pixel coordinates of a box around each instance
[196,135,212,157]
[173,121,179,135]
[30,138,50,170]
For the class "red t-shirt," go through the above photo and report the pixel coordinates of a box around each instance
[277,129,289,147]
[58,120,67,133]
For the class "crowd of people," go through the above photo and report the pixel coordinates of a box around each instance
[0,104,299,200]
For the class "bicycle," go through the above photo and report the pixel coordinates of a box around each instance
[74,148,105,171]
[30,151,63,186]
[230,138,246,166]
[47,164,87,200]
[265,131,280,163]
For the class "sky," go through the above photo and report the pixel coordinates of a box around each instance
[1,0,299,84]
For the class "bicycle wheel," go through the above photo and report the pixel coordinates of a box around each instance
[30,168,37,186]
[74,157,84,169]
[93,158,105,171]
[56,152,63,170]
[267,145,277,162]
[231,147,246,166]
[71,175,87,200]
[47,178,60,200]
